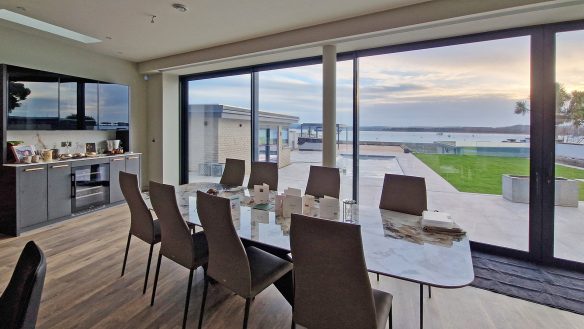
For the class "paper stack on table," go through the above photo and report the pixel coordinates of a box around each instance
[421,211,466,236]
[254,184,270,204]
[319,196,340,220]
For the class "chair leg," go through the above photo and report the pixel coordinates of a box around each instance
[198,272,209,329]
[150,253,162,306]
[376,273,380,281]
[121,233,131,276]
[388,307,393,329]
[183,269,194,329]
[243,298,252,329]
[143,244,154,294]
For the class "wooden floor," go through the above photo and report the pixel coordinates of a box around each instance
[1,205,583,329]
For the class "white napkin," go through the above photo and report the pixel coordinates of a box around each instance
[254,184,270,204]
[283,195,302,218]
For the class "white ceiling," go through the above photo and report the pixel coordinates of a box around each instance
[0,0,429,62]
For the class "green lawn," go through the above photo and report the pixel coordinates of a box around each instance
[414,153,584,200]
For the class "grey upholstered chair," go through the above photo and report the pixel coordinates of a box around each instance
[378,174,429,287]
[379,174,427,216]
[304,165,340,199]
[119,171,161,295]
[196,191,293,329]
[220,158,246,186]
[0,241,46,329]
[149,181,209,329]
[247,161,278,190]
[290,214,393,329]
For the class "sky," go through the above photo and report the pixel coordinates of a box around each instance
[185,30,582,128]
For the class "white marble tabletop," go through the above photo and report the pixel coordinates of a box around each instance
[144,182,475,288]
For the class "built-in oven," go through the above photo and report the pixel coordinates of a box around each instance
[71,164,110,213]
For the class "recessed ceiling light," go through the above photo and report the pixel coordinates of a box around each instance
[172,3,188,12]
[0,9,101,44]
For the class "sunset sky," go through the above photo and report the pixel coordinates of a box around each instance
[186,30,582,128]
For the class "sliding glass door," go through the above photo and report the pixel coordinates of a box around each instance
[554,29,584,264]
[186,74,251,183]
[257,64,323,192]
[357,36,532,251]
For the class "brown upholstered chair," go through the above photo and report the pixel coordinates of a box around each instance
[219,158,246,186]
[290,214,393,329]
[196,191,293,329]
[378,174,429,287]
[0,241,46,329]
[119,171,161,294]
[149,181,209,329]
[379,174,427,215]
[247,161,278,190]
[304,165,340,199]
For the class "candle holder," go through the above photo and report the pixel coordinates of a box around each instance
[342,199,357,223]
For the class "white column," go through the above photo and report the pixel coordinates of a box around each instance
[322,44,336,167]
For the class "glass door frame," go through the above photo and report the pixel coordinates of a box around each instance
[179,19,584,271]
[541,20,584,272]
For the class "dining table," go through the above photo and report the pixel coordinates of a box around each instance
[144,182,475,329]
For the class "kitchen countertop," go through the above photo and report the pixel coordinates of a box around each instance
[2,153,142,167]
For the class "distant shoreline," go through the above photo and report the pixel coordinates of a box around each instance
[290,124,530,134]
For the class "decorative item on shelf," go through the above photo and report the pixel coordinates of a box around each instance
[51,148,60,159]
[31,155,41,163]
[85,143,96,154]
[11,144,36,163]
[206,188,218,196]
[41,149,53,162]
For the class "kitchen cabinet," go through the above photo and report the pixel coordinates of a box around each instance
[17,165,48,228]
[47,163,72,220]
[109,157,126,203]
[125,154,141,180]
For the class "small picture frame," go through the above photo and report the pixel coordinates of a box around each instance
[11,144,36,163]
[85,143,96,153]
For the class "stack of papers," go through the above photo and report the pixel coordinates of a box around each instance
[421,211,466,236]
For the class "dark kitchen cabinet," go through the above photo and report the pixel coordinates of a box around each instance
[109,157,126,203]
[47,163,72,220]
[17,165,48,228]
[98,83,129,131]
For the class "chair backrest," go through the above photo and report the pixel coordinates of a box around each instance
[290,214,377,329]
[247,162,278,190]
[119,171,155,243]
[196,191,251,296]
[379,174,427,215]
[305,165,340,199]
[0,241,46,329]
[219,158,245,186]
[149,181,196,269]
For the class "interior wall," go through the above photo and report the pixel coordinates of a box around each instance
[146,73,180,186]
[0,24,149,186]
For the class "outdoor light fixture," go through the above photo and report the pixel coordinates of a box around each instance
[0,9,101,43]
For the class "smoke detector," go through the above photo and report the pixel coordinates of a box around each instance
[172,3,188,12]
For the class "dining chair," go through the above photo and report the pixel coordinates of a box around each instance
[119,171,161,294]
[0,241,46,329]
[219,158,246,186]
[247,161,278,190]
[379,173,427,215]
[378,173,430,290]
[290,214,393,329]
[304,165,340,199]
[149,181,209,329]
[196,191,293,329]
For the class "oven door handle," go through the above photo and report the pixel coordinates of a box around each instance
[71,173,76,198]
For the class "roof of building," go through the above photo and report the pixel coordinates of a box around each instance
[189,104,299,125]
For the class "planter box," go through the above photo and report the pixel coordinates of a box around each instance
[502,175,580,207]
